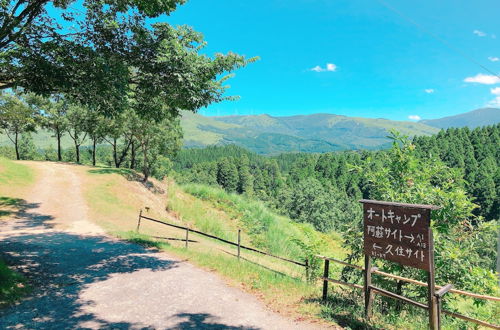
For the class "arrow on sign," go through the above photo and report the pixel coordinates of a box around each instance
[373,243,382,250]
[404,234,415,242]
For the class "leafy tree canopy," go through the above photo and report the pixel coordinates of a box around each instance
[0,0,255,118]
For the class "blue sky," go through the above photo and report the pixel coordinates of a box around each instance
[161,0,500,120]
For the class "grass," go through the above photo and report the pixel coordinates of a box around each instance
[0,158,35,307]
[0,157,35,196]
[168,183,345,262]
[0,258,30,307]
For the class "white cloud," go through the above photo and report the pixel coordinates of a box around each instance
[486,87,500,107]
[487,97,500,107]
[488,56,499,62]
[491,87,500,95]
[464,73,500,85]
[424,89,435,94]
[473,29,487,37]
[408,115,421,121]
[310,63,337,72]
[326,63,337,71]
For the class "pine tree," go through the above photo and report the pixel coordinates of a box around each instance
[237,155,254,195]
[216,158,239,192]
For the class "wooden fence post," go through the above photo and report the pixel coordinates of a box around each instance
[185,227,189,249]
[434,284,453,330]
[237,229,241,260]
[322,259,330,301]
[428,230,438,330]
[136,209,142,232]
[364,255,374,319]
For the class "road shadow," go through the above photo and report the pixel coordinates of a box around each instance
[0,196,54,232]
[0,199,182,329]
[170,312,260,329]
[0,230,180,329]
[88,168,165,194]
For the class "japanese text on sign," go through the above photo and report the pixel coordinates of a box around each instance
[361,200,436,271]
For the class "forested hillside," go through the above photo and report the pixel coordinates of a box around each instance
[173,125,500,307]
[175,125,499,224]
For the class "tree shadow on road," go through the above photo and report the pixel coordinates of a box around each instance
[0,196,54,231]
[170,312,260,329]
[0,230,182,329]
[0,202,180,329]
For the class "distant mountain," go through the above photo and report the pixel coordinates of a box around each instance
[420,108,500,129]
[181,112,440,154]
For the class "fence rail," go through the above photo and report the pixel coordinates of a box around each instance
[134,210,499,329]
[137,213,307,268]
[316,255,500,329]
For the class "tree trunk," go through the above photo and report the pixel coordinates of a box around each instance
[75,143,80,163]
[14,132,19,160]
[130,140,136,169]
[142,144,149,182]
[92,137,97,166]
[113,138,119,168]
[57,130,62,161]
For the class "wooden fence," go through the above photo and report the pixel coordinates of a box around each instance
[135,210,499,329]
[136,211,307,268]
[317,255,500,329]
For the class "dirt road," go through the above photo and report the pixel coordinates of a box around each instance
[0,162,321,329]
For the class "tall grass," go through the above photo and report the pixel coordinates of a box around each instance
[168,183,344,261]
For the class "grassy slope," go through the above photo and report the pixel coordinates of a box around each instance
[181,111,241,146]
[0,158,35,305]
[0,129,76,149]
[0,157,35,197]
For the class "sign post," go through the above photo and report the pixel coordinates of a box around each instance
[360,199,440,329]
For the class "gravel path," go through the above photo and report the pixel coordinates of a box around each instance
[0,162,322,330]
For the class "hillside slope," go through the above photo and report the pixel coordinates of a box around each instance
[420,108,500,129]
[182,112,439,154]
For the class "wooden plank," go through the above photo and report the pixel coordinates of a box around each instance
[359,199,440,210]
[315,255,364,270]
[442,310,500,329]
[364,256,374,318]
[139,215,307,267]
[321,276,499,329]
[370,285,429,310]
[136,209,142,232]
[362,201,433,271]
[427,230,438,329]
[315,255,500,302]
[322,259,329,300]
[321,277,363,290]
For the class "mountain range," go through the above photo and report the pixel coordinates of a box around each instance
[181,108,500,155]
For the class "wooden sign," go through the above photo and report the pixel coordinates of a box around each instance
[360,199,439,271]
